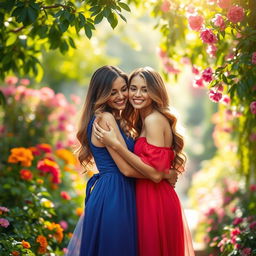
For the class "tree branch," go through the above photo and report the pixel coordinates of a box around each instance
[11,26,25,33]
[42,4,71,10]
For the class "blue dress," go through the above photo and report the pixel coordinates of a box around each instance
[66,117,137,256]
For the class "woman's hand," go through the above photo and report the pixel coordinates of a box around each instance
[93,121,120,149]
[164,169,178,188]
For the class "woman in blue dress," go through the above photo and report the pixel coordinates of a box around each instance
[65,66,143,256]
[65,66,176,256]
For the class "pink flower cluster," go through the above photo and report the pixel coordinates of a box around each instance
[227,5,245,24]
[157,48,180,74]
[252,52,256,65]
[0,218,10,228]
[209,89,223,102]
[250,101,256,114]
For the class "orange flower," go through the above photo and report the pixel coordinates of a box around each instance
[21,240,31,249]
[36,235,48,254]
[11,251,20,256]
[46,222,64,243]
[76,207,83,216]
[20,169,33,181]
[36,179,44,184]
[55,149,76,165]
[8,147,34,167]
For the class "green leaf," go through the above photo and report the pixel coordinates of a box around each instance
[78,13,86,26]
[118,2,131,12]
[107,12,118,29]
[0,91,6,106]
[59,20,69,32]
[84,25,92,39]
[118,13,127,22]
[68,36,76,48]
[94,13,103,24]
[6,34,17,46]
[103,8,111,18]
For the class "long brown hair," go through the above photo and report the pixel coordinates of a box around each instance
[123,67,186,172]
[76,65,128,171]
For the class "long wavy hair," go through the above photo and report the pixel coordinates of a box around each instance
[123,67,186,172]
[76,65,128,171]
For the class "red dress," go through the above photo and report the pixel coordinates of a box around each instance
[135,137,194,256]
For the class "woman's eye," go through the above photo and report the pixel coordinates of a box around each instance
[130,87,136,91]
[142,89,147,93]
[122,87,128,92]
[111,91,116,96]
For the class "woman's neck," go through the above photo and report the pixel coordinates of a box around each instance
[139,105,154,121]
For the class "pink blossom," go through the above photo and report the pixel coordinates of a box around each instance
[250,101,256,114]
[192,66,200,75]
[202,68,213,82]
[0,206,9,213]
[14,85,26,100]
[181,57,190,65]
[220,95,230,105]
[217,84,224,92]
[233,217,243,225]
[0,85,16,96]
[252,52,256,64]
[242,248,252,255]
[63,248,68,254]
[227,5,245,24]
[156,47,167,59]
[209,90,222,102]
[59,220,68,230]
[200,29,217,44]
[206,44,217,57]
[0,218,10,228]
[51,93,68,107]
[39,87,55,102]
[218,0,231,9]
[249,221,256,229]
[70,94,81,105]
[56,141,65,149]
[161,0,171,13]
[188,15,204,31]
[249,133,256,142]
[220,95,231,105]
[193,78,205,88]
[20,79,30,86]
[164,61,180,74]
[212,14,226,30]
[250,184,256,191]
[186,5,196,14]
[5,76,18,85]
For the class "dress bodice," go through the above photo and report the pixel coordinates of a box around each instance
[87,116,134,173]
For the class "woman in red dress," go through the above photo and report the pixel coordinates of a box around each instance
[94,67,194,256]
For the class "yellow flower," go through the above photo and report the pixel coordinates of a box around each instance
[8,147,34,167]
[55,149,76,165]
[40,198,54,208]
[21,240,31,249]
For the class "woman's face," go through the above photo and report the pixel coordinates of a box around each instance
[129,75,152,110]
[107,76,128,110]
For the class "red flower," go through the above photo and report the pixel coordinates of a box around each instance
[227,5,245,24]
[200,29,217,44]
[202,68,213,82]
[209,90,222,102]
[20,169,33,181]
[37,159,61,184]
[250,101,256,114]
[60,191,71,200]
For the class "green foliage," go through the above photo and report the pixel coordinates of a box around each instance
[0,77,89,255]
[0,0,131,80]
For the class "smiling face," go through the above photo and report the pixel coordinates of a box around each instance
[107,76,128,110]
[128,75,152,110]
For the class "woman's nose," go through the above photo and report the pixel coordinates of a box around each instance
[135,90,141,97]
[118,91,125,98]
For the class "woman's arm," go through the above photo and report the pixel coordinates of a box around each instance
[94,113,146,179]
[94,116,177,183]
